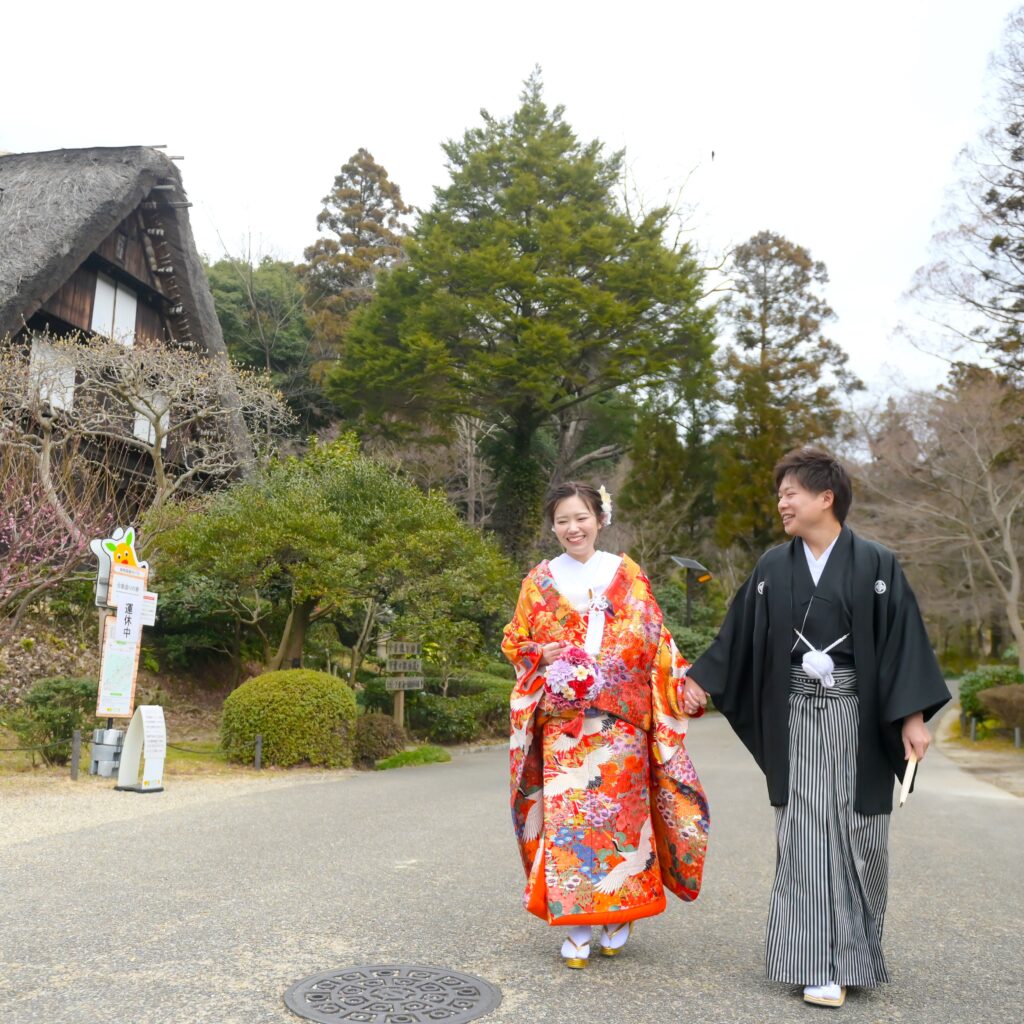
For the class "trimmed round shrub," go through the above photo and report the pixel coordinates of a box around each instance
[354,712,407,765]
[221,669,357,767]
[959,665,1024,718]
[978,684,1024,729]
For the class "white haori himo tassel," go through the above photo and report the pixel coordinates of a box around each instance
[794,630,850,689]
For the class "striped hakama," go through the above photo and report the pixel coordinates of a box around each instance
[765,667,890,988]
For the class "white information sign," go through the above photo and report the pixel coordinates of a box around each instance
[95,563,154,718]
[96,618,138,717]
[116,705,166,792]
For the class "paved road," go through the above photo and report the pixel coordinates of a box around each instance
[1,714,1020,1024]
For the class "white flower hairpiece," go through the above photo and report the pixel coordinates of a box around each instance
[598,485,613,526]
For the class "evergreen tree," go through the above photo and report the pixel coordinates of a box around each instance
[714,231,861,556]
[325,72,713,559]
[303,148,411,349]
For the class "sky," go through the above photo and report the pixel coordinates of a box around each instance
[2,0,1018,397]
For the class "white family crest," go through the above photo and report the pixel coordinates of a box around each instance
[874,579,887,595]
[757,581,766,595]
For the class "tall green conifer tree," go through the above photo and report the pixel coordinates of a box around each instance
[303,148,410,352]
[326,73,713,559]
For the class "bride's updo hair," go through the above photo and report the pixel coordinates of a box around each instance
[544,481,605,526]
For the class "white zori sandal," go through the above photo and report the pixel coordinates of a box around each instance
[599,921,633,957]
[560,925,591,969]
[803,982,846,1007]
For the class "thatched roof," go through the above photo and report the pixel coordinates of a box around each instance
[0,146,227,360]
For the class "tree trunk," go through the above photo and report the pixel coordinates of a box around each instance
[268,598,315,671]
[492,420,544,560]
[348,598,378,687]
[231,618,242,686]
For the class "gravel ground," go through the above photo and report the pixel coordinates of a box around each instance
[0,769,355,851]
[0,716,1020,1024]
[935,707,1024,798]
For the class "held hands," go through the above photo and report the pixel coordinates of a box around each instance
[901,711,931,761]
[681,677,709,716]
[540,642,569,667]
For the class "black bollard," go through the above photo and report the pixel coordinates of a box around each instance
[254,734,263,770]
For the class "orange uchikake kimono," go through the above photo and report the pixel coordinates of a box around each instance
[502,554,710,926]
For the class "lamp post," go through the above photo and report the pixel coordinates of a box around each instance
[670,556,713,626]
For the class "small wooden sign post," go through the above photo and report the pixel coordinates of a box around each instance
[385,640,423,728]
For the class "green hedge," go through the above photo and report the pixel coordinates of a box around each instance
[408,689,509,744]
[959,665,1024,719]
[221,669,357,768]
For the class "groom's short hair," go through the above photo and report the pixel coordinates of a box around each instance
[773,446,853,524]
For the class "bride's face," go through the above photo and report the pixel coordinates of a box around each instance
[552,494,600,561]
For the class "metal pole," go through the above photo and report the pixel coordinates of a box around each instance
[1015,726,1021,749]
[394,688,405,729]
[970,717,977,742]
[254,734,263,770]
[70,729,81,781]
[685,569,693,627]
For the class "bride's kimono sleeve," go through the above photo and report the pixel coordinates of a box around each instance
[647,623,710,902]
[501,574,548,697]
[502,573,561,877]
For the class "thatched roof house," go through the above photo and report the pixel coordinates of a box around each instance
[0,146,227,357]
[0,146,255,470]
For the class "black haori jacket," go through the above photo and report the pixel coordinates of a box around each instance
[689,527,950,814]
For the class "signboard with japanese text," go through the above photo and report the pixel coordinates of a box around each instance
[115,705,166,792]
[385,677,426,691]
[92,528,159,720]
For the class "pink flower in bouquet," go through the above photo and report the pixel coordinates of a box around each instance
[545,646,602,709]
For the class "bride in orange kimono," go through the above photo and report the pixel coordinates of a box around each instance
[502,482,710,969]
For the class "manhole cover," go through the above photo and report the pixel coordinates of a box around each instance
[283,964,502,1024]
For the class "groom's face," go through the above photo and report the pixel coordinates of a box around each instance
[777,473,836,537]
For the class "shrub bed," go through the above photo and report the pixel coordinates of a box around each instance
[1,676,97,766]
[978,684,1024,730]
[409,689,510,744]
[221,669,357,768]
[354,712,407,766]
[959,665,1024,718]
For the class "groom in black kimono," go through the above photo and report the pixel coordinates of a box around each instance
[683,446,949,1008]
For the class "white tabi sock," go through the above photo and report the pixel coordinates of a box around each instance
[560,925,592,960]
[600,922,632,950]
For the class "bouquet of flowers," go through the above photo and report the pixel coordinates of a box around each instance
[544,646,602,712]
